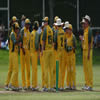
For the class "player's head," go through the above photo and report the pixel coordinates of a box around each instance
[21,15,26,20]
[54,16,59,23]
[12,16,18,23]
[54,18,63,27]
[42,17,49,26]
[11,16,18,27]
[64,23,72,34]
[81,15,91,29]
[13,22,20,33]
[63,21,69,33]
[25,18,31,29]
[33,21,39,31]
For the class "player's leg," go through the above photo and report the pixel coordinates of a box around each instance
[71,53,76,89]
[58,51,61,88]
[20,49,26,88]
[25,50,30,88]
[32,52,38,90]
[82,50,88,89]
[49,51,55,91]
[62,51,66,88]
[40,53,45,88]
[11,52,19,90]
[53,50,56,88]
[66,55,71,89]
[87,49,93,90]
[5,52,13,87]
[43,51,49,90]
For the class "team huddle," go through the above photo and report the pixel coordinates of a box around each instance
[5,15,93,92]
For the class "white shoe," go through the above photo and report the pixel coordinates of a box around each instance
[65,86,71,90]
[42,87,48,92]
[58,88,64,91]
[86,87,93,91]
[49,88,56,92]
[82,86,87,90]
[11,86,19,91]
[31,87,39,91]
[72,86,76,90]
[4,85,9,91]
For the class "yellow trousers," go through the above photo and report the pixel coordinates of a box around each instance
[30,51,38,88]
[20,49,30,88]
[66,51,76,87]
[40,53,45,88]
[83,49,93,87]
[58,49,66,88]
[5,51,19,87]
[43,50,54,88]
[53,50,57,87]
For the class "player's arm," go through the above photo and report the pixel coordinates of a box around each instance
[73,34,76,53]
[88,28,93,59]
[39,33,41,50]
[41,28,47,55]
[20,28,25,55]
[8,28,12,45]
[35,32,40,51]
[11,32,18,52]
[11,33,17,44]
[53,30,57,50]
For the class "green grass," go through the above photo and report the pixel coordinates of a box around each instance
[0,49,100,100]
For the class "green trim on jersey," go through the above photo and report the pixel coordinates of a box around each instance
[88,27,93,43]
[42,27,47,41]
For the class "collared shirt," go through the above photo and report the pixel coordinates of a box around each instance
[83,26,93,50]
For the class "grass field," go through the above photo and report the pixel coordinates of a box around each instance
[0,49,100,100]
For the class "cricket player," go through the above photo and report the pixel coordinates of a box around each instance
[64,23,76,90]
[52,16,59,33]
[9,16,18,36]
[30,21,40,91]
[42,17,55,92]
[54,18,65,91]
[6,16,18,88]
[20,18,31,90]
[8,16,18,58]
[80,15,93,91]
[5,22,20,91]
[52,16,59,88]
[40,22,45,88]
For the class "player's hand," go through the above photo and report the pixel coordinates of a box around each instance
[19,42,22,47]
[73,48,75,53]
[16,37,19,41]
[18,34,21,38]
[79,35,84,41]
[22,48,25,55]
[41,51,43,56]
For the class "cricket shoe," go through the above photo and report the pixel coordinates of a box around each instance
[86,87,93,91]
[4,85,9,91]
[42,87,49,92]
[72,86,76,90]
[65,86,72,90]
[18,87,22,90]
[22,87,27,90]
[26,86,31,91]
[82,85,87,90]
[10,86,19,91]
[31,87,39,91]
[58,88,64,91]
[53,87,56,90]
[8,84,18,91]
[49,88,56,92]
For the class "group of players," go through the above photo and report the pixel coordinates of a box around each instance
[4,14,93,92]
